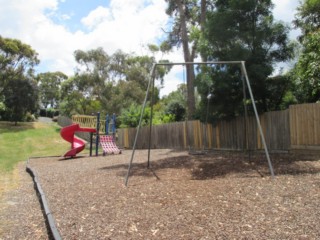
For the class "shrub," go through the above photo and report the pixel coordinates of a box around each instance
[24,112,36,122]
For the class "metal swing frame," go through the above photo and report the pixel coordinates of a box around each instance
[125,61,275,186]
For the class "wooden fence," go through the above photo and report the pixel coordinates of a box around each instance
[289,103,320,150]
[117,103,320,151]
[59,103,320,151]
[117,110,291,151]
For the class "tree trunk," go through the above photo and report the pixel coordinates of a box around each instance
[177,1,196,119]
[200,0,207,62]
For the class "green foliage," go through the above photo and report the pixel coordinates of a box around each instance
[37,71,67,108]
[108,80,145,115]
[160,114,175,123]
[292,0,320,103]
[0,36,39,123]
[294,0,320,42]
[198,0,294,118]
[2,78,38,125]
[164,0,204,118]
[60,48,168,117]
[0,101,5,112]
[165,100,186,121]
[118,101,178,128]
[165,0,201,47]
[161,84,187,121]
[0,36,39,89]
[39,108,59,118]
[196,66,245,119]
[265,75,297,110]
[118,103,150,128]
[24,112,36,122]
[292,30,320,102]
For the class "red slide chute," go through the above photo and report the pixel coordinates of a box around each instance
[60,124,96,158]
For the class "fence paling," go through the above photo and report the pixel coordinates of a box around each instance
[289,103,320,149]
[60,103,319,151]
[117,107,294,151]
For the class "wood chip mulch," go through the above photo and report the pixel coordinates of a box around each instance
[2,149,320,239]
[0,163,49,239]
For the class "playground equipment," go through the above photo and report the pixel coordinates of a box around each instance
[100,135,122,155]
[60,124,96,157]
[125,61,275,186]
[68,112,122,156]
[97,113,121,155]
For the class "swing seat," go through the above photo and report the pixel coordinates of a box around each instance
[100,135,121,155]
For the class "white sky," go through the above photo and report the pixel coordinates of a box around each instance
[0,0,301,97]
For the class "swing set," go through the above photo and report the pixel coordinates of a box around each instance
[125,61,275,186]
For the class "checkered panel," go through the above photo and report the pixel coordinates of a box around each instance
[100,135,121,155]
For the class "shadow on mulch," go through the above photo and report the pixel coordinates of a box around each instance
[58,156,88,161]
[99,152,320,181]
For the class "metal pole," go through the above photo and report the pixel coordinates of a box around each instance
[106,114,109,135]
[241,75,249,152]
[154,61,244,66]
[204,93,211,150]
[147,71,156,168]
[89,132,93,156]
[125,64,156,186]
[96,112,100,156]
[112,113,116,134]
[240,61,275,178]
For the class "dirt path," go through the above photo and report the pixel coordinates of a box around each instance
[37,117,53,124]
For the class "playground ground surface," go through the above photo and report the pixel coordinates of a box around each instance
[1,149,320,239]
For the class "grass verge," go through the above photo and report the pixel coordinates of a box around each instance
[0,121,69,173]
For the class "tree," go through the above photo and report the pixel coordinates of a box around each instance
[60,48,167,117]
[118,103,151,128]
[164,0,207,119]
[265,74,296,110]
[198,0,294,118]
[292,0,320,102]
[292,30,320,102]
[0,35,39,94]
[293,0,320,42]
[2,77,38,125]
[0,36,39,122]
[162,83,187,121]
[37,71,67,109]
[74,47,111,100]
[59,76,101,116]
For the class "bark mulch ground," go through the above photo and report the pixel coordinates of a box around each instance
[1,149,320,239]
[0,163,49,239]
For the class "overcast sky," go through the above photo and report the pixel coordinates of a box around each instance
[0,0,301,97]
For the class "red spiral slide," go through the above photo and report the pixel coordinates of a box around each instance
[60,124,96,157]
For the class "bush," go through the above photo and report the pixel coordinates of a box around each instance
[39,109,46,117]
[39,108,59,118]
[24,112,36,122]
[165,101,186,122]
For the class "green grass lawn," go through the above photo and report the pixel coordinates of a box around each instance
[0,121,70,172]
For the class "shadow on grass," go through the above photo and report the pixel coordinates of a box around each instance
[99,152,320,180]
[0,121,36,133]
